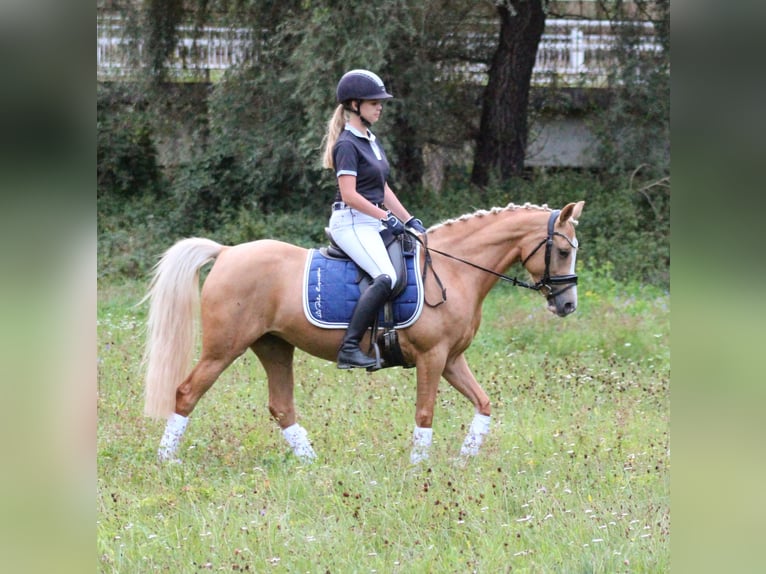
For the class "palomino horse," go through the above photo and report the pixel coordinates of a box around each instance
[143,201,584,464]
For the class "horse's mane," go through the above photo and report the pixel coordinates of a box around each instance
[429,202,560,233]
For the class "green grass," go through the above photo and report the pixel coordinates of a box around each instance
[97,272,669,573]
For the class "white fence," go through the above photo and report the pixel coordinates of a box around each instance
[533,19,661,86]
[97,17,661,86]
[97,17,254,80]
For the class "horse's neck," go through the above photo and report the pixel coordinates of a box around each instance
[432,208,547,271]
[429,208,546,293]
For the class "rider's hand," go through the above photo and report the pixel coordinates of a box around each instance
[381,211,406,235]
[405,216,427,234]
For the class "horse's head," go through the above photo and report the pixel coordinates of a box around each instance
[521,201,584,317]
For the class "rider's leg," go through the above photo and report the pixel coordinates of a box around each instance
[337,274,393,368]
[329,208,397,369]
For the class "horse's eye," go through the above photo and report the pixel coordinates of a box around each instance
[558,249,570,258]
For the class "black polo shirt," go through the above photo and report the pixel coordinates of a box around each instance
[332,125,390,205]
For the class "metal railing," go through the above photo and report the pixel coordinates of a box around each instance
[532,19,661,86]
[97,16,661,86]
[97,16,254,81]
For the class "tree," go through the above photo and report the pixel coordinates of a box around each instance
[126,1,542,197]
[471,0,546,186]
[593,0,670,181]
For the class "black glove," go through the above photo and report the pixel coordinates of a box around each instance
[405,216,427,234]
[381,211,406,236]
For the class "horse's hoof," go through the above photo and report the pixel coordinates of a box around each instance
[410,450,430,465]
[158,456,182,465]
[296,454,317,464]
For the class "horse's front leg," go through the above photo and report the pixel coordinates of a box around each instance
[442,353,492,458]
[410,349,448,464]
[252,335,316,463]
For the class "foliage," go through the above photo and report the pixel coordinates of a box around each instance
[97,194,175,279]
[591,1,670,182]
[184,0,488,208]
[143,0,184,80]
[164,152,259,234]
[215,207,328,248]
[97,84,164,206]
[97,278,669,572]
[97,169,669,289]
[405,171,669,287]
[511,171,669,287]
[97,2,670,288]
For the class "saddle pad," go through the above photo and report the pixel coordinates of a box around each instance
[302,245,424,329]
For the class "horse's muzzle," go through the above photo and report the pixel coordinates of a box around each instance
[546,282,578,317]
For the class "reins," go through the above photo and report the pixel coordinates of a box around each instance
[414,231,448,307]
[409,210,578,308]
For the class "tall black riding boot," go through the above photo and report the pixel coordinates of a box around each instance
[337,275,393,369]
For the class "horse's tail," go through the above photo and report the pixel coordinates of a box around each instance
[141,237,225,419]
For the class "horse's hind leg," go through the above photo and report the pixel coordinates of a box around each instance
[252,335,317,463]
[157,351,240,462]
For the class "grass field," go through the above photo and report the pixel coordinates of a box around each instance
[97,270,669,573]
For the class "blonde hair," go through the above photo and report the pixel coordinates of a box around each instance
[321,105,348,169]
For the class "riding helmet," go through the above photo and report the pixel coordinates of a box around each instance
[336,69,393,103]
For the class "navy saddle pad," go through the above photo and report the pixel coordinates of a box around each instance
[302,244,424,329]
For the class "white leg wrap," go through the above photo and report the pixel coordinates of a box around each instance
[282,424,317,463]
[460,413,491,457]
[410,426,433,464]
[158,413,189,462]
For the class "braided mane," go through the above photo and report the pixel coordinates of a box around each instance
[428,202,554,233]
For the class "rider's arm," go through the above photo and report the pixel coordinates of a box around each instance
[382,183,412,222]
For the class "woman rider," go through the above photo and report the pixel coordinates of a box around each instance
[321,69,427,369]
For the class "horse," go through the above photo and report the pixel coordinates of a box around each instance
[142,201,584,464]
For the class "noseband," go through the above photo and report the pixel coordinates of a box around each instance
[410,209,579,307]
[520,210,579,298]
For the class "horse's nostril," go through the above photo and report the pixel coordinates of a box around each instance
[564,302,575,315]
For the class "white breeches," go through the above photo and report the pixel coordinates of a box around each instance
[329,208,397,286]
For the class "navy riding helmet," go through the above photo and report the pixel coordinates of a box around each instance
[336,69,393,104]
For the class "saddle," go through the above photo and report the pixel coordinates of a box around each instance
[320,227,412,299]
[303,229,423,370]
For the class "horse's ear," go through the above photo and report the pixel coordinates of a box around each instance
[559,201,585,225]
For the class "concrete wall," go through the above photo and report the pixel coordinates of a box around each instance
[526,116,599,168]
[525,87,609,168]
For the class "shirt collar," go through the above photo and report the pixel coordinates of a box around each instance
[344,123,376,142]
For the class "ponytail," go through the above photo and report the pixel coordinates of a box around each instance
[321,105,348,170]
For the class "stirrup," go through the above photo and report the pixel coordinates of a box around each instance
[366,341,383,372]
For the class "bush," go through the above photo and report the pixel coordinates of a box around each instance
[216,207,328,248]
[97,168,668,290]
[406,172,669,288]
[515,171,669,287]
[97,85,164,210]
[97,195,175,280]
[163,154,256,236]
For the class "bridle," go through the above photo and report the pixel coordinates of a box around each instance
[520,209,579,298]
[411,209,579,308]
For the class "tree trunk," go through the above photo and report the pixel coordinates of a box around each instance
[471,0,545,187]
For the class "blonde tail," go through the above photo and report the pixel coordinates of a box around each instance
[141,238,225,419]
